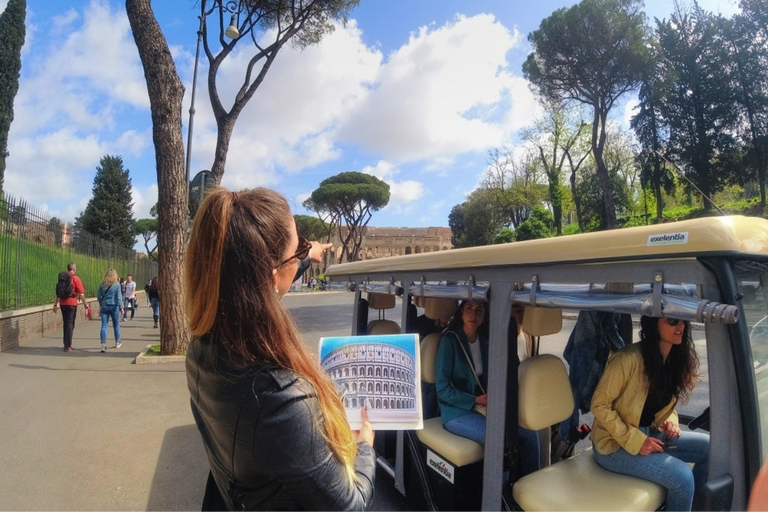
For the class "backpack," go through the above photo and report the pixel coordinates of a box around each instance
[55,271,75,299]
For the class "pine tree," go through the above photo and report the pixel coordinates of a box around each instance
[78,155,135,249]
[0,0,26,192]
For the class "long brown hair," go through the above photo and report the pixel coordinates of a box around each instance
[184,187,356,477]
[639,316,700,404]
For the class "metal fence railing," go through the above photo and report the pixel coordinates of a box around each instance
[0,194,158,311]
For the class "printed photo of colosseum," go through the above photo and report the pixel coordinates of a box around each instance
[319,333,423,430]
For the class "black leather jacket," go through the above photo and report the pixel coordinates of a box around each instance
[187,338,376,510]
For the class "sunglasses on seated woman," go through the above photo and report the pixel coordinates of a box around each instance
[275,236,312,268]
[665,317,682,326]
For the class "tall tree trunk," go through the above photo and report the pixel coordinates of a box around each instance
[570,167,584,233]
[126,0,189,355]
[592,106,617,229]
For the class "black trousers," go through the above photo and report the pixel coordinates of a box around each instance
[60,305,77,349]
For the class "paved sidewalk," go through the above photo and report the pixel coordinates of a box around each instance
[0,306,206,511]
[0,292,416,511]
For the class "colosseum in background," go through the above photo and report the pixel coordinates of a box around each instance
[305,226,454,280]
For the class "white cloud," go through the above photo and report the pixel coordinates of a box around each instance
[623,97,639,128]
[340,14,527,164]
[190,19,382,190]
[132,183,158,220]
[5,0,149,215]
[361,161,424,215]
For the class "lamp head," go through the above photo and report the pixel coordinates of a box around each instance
[225,14,239,39]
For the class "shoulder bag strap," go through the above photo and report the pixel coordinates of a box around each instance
[450,331,485,395]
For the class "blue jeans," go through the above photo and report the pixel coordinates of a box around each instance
[444,413,541,477]
[593,427,709,511]
[100,305,121,343]
[150,297,159,318]
[444,411,486,444]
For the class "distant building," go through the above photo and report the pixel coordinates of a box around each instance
[306,226,454,280]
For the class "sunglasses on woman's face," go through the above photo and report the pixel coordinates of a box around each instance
[666,318,681,326]
[276,235,311,268]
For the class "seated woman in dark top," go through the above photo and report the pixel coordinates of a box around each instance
[434,300,540,477]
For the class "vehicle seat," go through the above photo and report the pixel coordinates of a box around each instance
[416,331,484,467]
[366,293,400,334]
[512,318,666,510]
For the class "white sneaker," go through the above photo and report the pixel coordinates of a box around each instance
[101,344,107,353]
[115,341,122,349]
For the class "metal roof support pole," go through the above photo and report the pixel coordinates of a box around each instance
[653,272,664,318]
[351,282,362,336]
[395,276,407,495]
[482,280,514,511]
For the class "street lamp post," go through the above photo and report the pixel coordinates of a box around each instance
[185,15,205,206]
[184,2,241,206]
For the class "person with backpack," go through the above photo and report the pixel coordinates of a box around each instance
[96,268,124,352]
[52,261,88,352]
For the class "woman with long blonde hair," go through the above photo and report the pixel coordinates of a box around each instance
[185,187,375,511]
[96,268,123,352]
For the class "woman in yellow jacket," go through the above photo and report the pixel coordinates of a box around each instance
[591,316,709,511]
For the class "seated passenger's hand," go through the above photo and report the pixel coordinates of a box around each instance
[353,406,375,446]
[639,436,665,456]
[475,394,487,406]
[658,419,682,440]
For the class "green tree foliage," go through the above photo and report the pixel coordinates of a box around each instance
[448,188,509,248]
[653,7,740,209]
[513,205,555,242]
[309,172,389,261]
[524,101,591,235]
[77,155,135,249]
[45,216,63,247]
[524,0,649,229]
[631,36,676,221]
[134,218,158,260]
[723,13,768,204]
[483,148,547,229]
[575,159,633,231]
[0,0,26,192]
[294,214,334,241]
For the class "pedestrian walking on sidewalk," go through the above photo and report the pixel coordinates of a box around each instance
[96,268,123,352]
[123,274,136,320]
[148,277,160,328]
[52,261,88,352]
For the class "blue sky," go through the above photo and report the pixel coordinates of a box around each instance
[1,0,740,243]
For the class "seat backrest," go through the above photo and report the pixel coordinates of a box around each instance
[420,333,442,384]
[367,320,401,335]
[518,354,574,431]
[368,292,396,310]
[424,297,457,321]
[420,332,442,419]
[522,306,563,336]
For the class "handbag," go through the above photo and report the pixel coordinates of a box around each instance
[450,332,487,416]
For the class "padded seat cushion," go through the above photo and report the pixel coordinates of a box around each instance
[513,447,666,511]
[416,417,484,468]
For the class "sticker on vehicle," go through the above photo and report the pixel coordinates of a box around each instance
[427,449,455,484]
[647,231,689,247]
